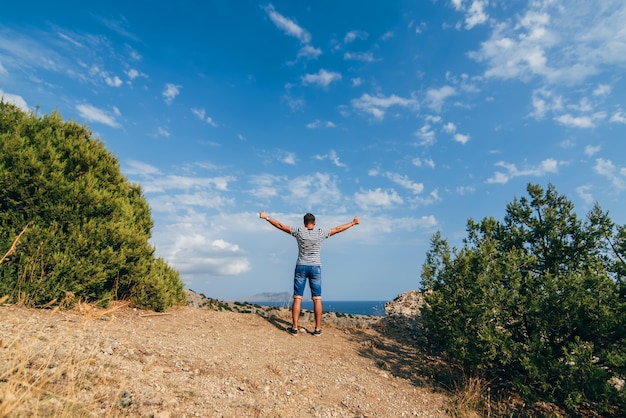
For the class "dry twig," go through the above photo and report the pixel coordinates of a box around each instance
[1,221,33,264]
[139,312,173,318]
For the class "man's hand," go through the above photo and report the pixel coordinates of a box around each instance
[260,210,290,233]
[330,216,360,236]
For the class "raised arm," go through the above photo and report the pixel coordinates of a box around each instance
[330,216,360,236]
[259,209,291,234]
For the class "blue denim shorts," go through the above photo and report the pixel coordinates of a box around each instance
[293,265,322,299]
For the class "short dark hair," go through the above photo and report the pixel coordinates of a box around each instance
[303,213,315,225]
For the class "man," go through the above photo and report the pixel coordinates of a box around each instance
[259,209,359,336]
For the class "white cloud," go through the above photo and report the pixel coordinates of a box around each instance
[156,127,170,137]
[531,88,608,128]
[248,173,283,199]
[163,83,181,104]
[442,122,456,133]
[415,124,437,146]
[283,93,304,111]
[344,30,368,44]
[297,45,322,60]
[374,214,438,232]
[75,104,120,128]
[554,114,595,128]
[0,90,28,111]
[413,189,442,206]
[416,215,438,229]
[412,157,436,169]
[469,1,626,84]
[306,119,336,129]
[571,97,592,112]
[384,172,424,195]
[156,228,250,277]
[344,52,374,62]
[151,191,234,210]
[584,145,601,156]
[454,133,470,144]
[354,188,403,210]
[465,1,489,29]
[487,158,561,184]
[610,111,626,124]
[301,69,342,87]
[286,173,343,209]
[192,108,218,127]
[104,74,122,87]
[126,69,140,79]
[457,186,476,195]
[264,4,311,44]
[594,158,626,191]
[576,185,594,205]
[265,4,323,63]
[124,160,162,176]
[486,171,510,184]
[85,63,124,88]
[140,174,234,194]
[593,84,612,96]
[426,85,456,111]
[127,47,142,61]
[314,150,346,168]
[282,152,296,165]
[351,93,418,120]
[381,31,394,41]
[412,21,428,35]
[0,29,64,74]
[530,88,563,119]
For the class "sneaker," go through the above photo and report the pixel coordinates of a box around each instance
[313,329,322,336]
[286,327,298,336]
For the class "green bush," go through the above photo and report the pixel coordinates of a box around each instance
[0,101,185,310]
[421,183,626,414]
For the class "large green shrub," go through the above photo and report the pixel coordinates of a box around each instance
[421,183,626,414]
[0,101,186,310]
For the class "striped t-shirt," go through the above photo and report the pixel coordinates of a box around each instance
[290,226,331,266]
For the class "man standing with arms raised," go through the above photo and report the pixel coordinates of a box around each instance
[259,209,360,336]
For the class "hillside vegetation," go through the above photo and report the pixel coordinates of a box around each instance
[421,183,626,415]
[0,101,185,310]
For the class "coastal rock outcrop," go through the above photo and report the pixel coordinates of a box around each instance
[384,289,425,318]
[383,290,426,339]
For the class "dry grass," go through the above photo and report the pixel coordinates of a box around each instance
[0,302,128,417]
[449,376,488,418]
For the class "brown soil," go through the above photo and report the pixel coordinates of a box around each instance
[0,295,452,417]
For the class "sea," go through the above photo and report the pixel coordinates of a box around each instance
[247,300,387,316]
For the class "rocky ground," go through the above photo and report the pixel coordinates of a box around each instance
[0,291,452,418]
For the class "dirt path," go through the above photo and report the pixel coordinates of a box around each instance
[1,302,451,417]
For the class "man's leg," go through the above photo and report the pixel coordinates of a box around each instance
[291,265,307,332]
[309,266,323,331]
[312,297,322,330]
[292,296,302,329]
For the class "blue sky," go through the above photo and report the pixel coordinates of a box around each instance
[2,1,626,301]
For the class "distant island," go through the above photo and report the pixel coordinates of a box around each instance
[236,292,291,302]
